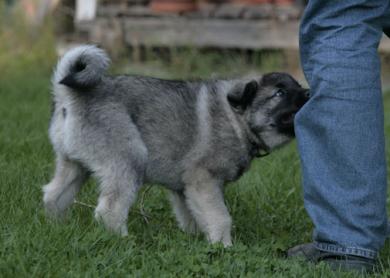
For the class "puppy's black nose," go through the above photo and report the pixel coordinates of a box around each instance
[295,90,310,108]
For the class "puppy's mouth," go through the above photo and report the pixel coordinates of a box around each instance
[273,110,297,127]
[279,112,296,125]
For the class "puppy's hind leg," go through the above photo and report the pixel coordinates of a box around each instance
[169,191,199,234]
[92,128,147,237]
[43,156,88,219]
[94,157,146,237]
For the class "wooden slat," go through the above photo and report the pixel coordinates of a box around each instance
[122,17,299,49]
[80,17,390,51]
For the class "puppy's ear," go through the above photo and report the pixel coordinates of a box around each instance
[227,80,258,112]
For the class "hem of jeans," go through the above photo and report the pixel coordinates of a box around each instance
[314,242,377,260]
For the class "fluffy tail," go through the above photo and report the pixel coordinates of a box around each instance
[53,45,110,90]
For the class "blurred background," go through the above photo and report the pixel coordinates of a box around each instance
[1,0,390,84]
[1,3,390,276]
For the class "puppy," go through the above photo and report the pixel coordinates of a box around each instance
[43,45,308,246]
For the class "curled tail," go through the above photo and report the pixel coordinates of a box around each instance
[53,45,110,90]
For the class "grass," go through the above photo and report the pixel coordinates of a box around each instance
[1,55,389,278]
[0,13,390,278]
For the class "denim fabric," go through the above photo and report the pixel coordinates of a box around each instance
[296,0,390,258]
[383,5,390,32]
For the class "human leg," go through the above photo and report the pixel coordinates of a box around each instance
[295,0,389,259]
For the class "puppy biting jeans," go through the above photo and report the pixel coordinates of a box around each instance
[43,46,308,246]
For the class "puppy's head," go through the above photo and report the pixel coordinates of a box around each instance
[227,72,309,151]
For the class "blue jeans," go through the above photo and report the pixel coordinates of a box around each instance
[296,0,390,259]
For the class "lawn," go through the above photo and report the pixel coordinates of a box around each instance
[0,43,390,277]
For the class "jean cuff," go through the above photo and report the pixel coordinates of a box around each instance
[314,242,377,260]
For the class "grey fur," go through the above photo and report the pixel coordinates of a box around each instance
[43,45,308,246]
[53,45,110,89]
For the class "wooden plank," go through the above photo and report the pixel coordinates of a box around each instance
[212,4,246,19]
[81,17,390,51]
[122,17,300,49]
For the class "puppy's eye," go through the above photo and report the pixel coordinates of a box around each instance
[274,89,286,97]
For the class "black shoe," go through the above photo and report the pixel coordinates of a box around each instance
[286,243,376,273]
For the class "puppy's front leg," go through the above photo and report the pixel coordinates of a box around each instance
[183,169,232,247]
[91,120,147,237]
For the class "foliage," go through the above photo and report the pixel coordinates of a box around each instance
[0,3,56,79]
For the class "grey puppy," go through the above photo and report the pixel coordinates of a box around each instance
[43,45,308,246]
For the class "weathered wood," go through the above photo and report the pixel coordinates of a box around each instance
[78,17,390,51]
[242,5,273,20]
[213,4,245,19]
[97,5,175,18]
[122,17,300,49]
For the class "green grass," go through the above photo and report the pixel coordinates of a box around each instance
[0,17,390,275]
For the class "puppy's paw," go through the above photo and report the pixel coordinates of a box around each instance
[178,219,199,235]
[222,238,233,248]
[208,238,233,248]
[43,184,67,220]
[119,225,129,237]
[207,221,232,248]
[94,207,129,237]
